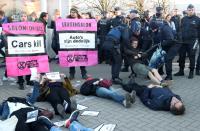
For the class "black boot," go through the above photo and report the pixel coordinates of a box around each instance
[188,70,194,79]
[121,67,129,72]
[174,69,184,76]
[196,69,200,76]
[69,74,75,80]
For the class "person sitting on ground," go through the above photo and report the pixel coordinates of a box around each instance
[124,37,170,87]
[27,73,79,119]
[121,82,185,115]
[80,77,135,108]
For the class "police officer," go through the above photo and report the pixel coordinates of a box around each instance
[171,8,181,40]
[160,14,181,80]
[97,11,111,63]
[103,24,130,84]
[174,4,200,79]
[150,7,165,75]
[110,7,125,28]
[150,7,164,45]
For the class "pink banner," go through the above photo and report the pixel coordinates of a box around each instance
[2,22,45,35]
[6,55,49,76]
[59,51,98,67]
[56,19,97,31]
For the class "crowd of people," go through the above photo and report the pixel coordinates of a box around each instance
[1,3,200,131]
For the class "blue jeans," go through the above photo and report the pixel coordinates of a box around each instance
[0,101,9,119]
[149,48,166,69]
[96,87,124,104]
[50,126,62,131]
[26,81,40,104]
[69,121,93,131]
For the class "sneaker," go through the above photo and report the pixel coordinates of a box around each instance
[82,74,88,79]
[112,77,123,85]
[123,93,131,108]
[3,76,16,81]
[64,110,80,128]
[18,84,25,90]
[38,116,55,129]
[130,91,136,104]
[57,104,68,119]
[160,81,169,87]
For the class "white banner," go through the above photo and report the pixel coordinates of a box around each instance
[59,33,95,49]
[7,36,45,55]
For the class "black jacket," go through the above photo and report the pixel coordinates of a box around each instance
[140,87,182,111]
[181,15,200,42]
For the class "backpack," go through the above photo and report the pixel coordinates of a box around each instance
[99,79,112,88]
[80,78,99,96]
[148,45,166,69]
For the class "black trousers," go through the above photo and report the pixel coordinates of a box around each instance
[17,75,31,85]
[11,108,48,131]
[179,42,196,71]
[111,48,122,79]
[46,86,71,114]
[196,43,200,70]
[163,43,181,76]
[69,66,87,75]
[122,83,146,96]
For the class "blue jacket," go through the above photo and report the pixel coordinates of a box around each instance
[140,87,181,111]
[160,21,175,41]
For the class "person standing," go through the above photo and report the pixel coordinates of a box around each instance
[174,4,200,79]
[67,7,88,80]
[17,12,34,90]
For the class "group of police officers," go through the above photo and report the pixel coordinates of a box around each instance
[97,4,200,84]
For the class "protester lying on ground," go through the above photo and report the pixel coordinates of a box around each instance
[80,77,135,108]
[27,74,79,119]
[0,96,63,131]
[121,82,185,115]
[124,37,170,87]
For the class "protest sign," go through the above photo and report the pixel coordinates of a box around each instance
[3,22,49,77]
[6,55,49,76]
[56,19,98,67]
[7,36,45,55]
[59,51,98,67]
[59,33,95,49]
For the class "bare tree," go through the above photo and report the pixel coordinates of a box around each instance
[134,0,145,14]
[72,0,118,14]
[156,0,169,14]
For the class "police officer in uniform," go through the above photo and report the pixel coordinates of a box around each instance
[103,24,130,84]
[174,4,200,79]
[110,7,125,28]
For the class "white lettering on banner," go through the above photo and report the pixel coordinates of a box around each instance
[7,36,45,55]
[59,33,95,49]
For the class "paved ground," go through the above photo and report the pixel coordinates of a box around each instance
[0,60,200,131]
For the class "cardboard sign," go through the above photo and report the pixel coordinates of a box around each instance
[6,55,49,76]
[46,72,61,80]
[26,110,38,123]
[59,33,95,49]
[2,22,45,35]
[59,50,98,67]
[7,36,45,55]
[56,18,97,31]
